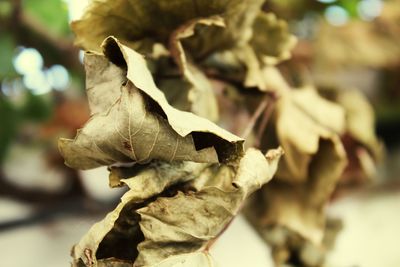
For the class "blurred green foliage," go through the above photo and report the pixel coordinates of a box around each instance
[21,92,53,122]
[0,92,53,163]
[22,0,70,36]
[0,35,16,79]
[339,0,361,18]
[0,0,70,163]
[0,96,19,163]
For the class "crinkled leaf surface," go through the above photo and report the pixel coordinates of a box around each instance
[80,252,218,267]
[337,90,383,181]
[319,88,384,183]
[59,37,243,169]
[335,89,383,161]
[152,252,218,267]
[247,87,347,245]
[250,12,297,66]
[254,139,346,245]
[72,0,264,54]
[201,12,296,91]
[273,87,346,183]
[71,148,282,266]
[72,159,209,266]
[251,220,340,267]
[156,78,192,114]
[71,0,266,120]
[169,17,224,122]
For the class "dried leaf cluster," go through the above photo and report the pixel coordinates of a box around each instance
[60,1,382,266]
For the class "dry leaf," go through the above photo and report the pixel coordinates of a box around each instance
[72,148,283,266]
[156,78,192,113]
[335,89,382,161]
[272,87,346,183]
[229,44,266,89]
[76,252,218,267]
[250,12,297,66]
[152,252,218,267]
[71,0,268,121]
[319,88,384,184]
[248,136,346,251]
[252,219,341,267]
[201,12,296,91]
[245,87,347,249]
[169,17,224,122]
[253,138,346,245]
[72,0,264,55]
[59,37,243,170]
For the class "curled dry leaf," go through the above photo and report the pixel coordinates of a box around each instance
[335,89,383,162]
[250,12,297,66]
[169,17,225,122]
[253,138,347,244]
[272,87,346,183]
[72,148,283,266]
[71,0,266,122]
[253,218,342,267]
[91,252,218,267]
[71,0,297,124]
[199,12,296,92]
[59,37,243,170]
[246,86,347,249]
[320,88,384,183]
[71,0,264,55]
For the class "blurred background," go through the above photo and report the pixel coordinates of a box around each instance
[0,0,399,266]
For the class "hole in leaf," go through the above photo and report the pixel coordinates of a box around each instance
[103,39,128,69]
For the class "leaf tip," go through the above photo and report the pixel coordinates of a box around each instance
[265,146,284,161]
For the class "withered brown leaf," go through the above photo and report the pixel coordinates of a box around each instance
[72,0,264,55]
[72,148,283,266]
[59,37,243,170]
[246,86,347,247]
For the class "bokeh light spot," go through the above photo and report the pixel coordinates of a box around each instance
[23,71,51,95]
[13,48,44,75]
[325,5,349,26]
[317,0,337,3]
[45,65,70,91]
[358,0,383,21]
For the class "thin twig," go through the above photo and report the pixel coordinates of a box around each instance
[204,200,248,251]
[204,216,236,251]
[241,94,270,140]
[254,93,278,148]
